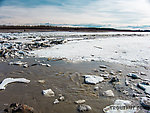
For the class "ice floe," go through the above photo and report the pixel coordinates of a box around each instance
[31,35,150,66]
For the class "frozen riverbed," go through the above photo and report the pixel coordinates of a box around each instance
[0,31,150,67]
[31,34,150,67]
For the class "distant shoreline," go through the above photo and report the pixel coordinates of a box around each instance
[0,25,150,33]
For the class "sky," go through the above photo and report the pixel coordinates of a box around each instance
[0,0,150,29]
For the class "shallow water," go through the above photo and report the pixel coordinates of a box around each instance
[0,58,148,113]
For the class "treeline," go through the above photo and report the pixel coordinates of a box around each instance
[0,25,149,32]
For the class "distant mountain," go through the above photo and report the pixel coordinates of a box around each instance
[38,23,150,30]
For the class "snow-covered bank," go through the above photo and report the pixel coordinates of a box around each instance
[31,35,150,66]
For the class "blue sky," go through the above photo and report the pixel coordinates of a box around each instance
[0,0,150,29]
[0,0,93,7]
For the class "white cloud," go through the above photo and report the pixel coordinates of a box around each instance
[0,0,150,26]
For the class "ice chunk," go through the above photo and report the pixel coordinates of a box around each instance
[75,100,86,104]
[77,104,92,112]
[0,78,30,90]
[9,61,27,66]
[127,73,140,79]
[42,89,55,97]
[140,97,150,110]
[83,75,104,85]
[103,90,114,97]
[138,83,150,95]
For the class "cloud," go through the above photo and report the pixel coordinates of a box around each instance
[0,0,150,28]
[0,15,11,19]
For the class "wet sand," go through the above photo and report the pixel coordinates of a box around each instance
[0,57,149,113]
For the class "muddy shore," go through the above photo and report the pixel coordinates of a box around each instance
[0,57,149,113]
